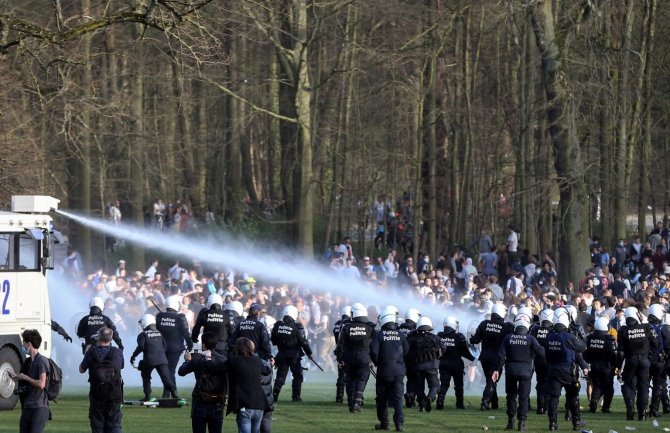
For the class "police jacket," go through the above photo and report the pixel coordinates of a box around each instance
[583,330,616,368]
[437,327,474,365]
[545,324,586,374]
[530,321,552,369]
[271,317,312,357]
[231,315,273,360]
[191,305,229,344]
[76,307,124,350]
[617,319,657,368]
[336,317,375,364]
[370,322,409,377]
[470,315,513,362]
[649,318,670,362]
[495,327,545,377]
[333,316,350,342]
[406,330,445,370]
[398,321,416,336]
[157,308,193,353]
[130,324,168,367]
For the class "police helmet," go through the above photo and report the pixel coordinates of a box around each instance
[539,308,554,324]
[513,313,531,330]
[417,316,433,331]
[624,306,640,323]
[378,307,397,327]
[140,314,156,328]
[553,309,570,327]
[207,294,223,309]
[351,303,368,319]
[443,316,459,332]
[341,305,352,318]
[283,305,299,321]
[406,308,421,323]
[594,317,610,332]
[565,305,578,322]
[506,305,518,322]
[491,303,507,319]
[384,305,399,317]
[649,304,665,321]
[518,306,532,318]
[228,301,244,316]
[166,295,180,311]
[90,297,105,311]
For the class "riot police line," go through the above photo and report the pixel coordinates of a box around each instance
[70,292,670,433]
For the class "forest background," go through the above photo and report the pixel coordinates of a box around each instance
[0,0,668,287]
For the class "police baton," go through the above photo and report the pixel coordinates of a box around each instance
[308,357,324,372]
[150,299,163,313]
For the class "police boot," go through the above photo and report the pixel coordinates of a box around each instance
[572,418,586,430]
[480,400,490,411]
[588,400,597,413]
[162,390,170,399]
[374,422,390,430]
[650,400,660,417]
[518,420,526,432]
[395,423,404,432]
[638,410,647,421]
[506,416,514,430]
[549,421,558,431]
[626,409,635,421]
[335,392,344,404]
[350,402,362,413]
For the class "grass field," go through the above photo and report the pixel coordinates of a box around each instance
[0,384,666,433]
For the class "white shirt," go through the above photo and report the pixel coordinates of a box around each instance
[506,276,523,296]
[507,231,518,252]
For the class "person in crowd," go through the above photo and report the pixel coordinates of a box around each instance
[79,327,124,433]
[12,329,50,433]
[157,295,193,398]
[77,297,124,354]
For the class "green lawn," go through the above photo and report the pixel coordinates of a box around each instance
[0,384,666,432]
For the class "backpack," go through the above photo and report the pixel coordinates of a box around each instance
[197,355,226,403]
[45,357,62,401]
[90,348,123,403]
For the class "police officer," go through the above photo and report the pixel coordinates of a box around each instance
[370,306,409,432]
[156,295,193,398]
[436,316,474,410]
[649,305,670,417]
[230,303,273,360]
[333,305,352,404]
[399,308,420,408]
[131,314,178,400]
[336,302,375,413]
[493,313,545,432]
[584,317,616,414]
[545,309,587,431]
[271,305,313,403]
[530,309,553,414]
[406,317,444,413]
[558,305,589,422]
[77,297,124,354]
[618,306,657,420]
[470,303,513,411]
[191,294,230,355]
[226,301,245,331]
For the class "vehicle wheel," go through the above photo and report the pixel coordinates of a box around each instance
[0,347,21,410]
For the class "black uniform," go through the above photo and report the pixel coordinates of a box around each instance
[495,327,545,429]
[530,320,552,414]
[617,318,658,419]
[436,326,474,409]
[191,305,230,355]
[336,317,375,412]
[333,315,351,403]
[130,324,177,400]
[156,307,192,398]
[79,345,124,433]
[545,324,587,430]
[470,314,513,410]
[583,330,616,413]
[76,307,123,353]
[398,320,417,407]
[406,329,445,412]
[271,316,312,402]
[649,318,670,416]
[231,316,272,360]
[370,322,409,431]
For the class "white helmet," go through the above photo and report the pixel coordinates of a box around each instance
[351,303,368,319]
[491,303,507,319]
[506,305,518,322]
[513,313,531,330]
[283,305,299,321]
[406,308,421,323]
[417,316,433,331]
[384,305,399,317]
[166,295,180,311]
[518,306,533,318]
[624,306,640,323]
[594,317,610,332]
[341,305,352,318]
[649,304,665,321]
[565,305,578,322]
[553,309,570,327]
[379,306,398,327]
[443,316,459,332]
[228,301,244,316]
[207,294,223,308]
[90,297,105,310]
[140,314,156,328]
[539,309,554,324]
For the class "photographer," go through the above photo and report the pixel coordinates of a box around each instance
[12,329,50,433]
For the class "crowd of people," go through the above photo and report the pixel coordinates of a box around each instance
[30,220,670,432]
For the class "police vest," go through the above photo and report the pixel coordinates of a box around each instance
[621,324,651,355]
[480,319,507,352]
[273,321,300,349]
[204,309,229,341]
[342,322,374,350]
[377,329,404,364]
[408,332,441,364]
[546,330,575,365]
[333,318,349,341]
[505,334,532,362]
[236,319,263,345]
[437,330,461,360]
[156,311,183,350]
[399,322,416,336]
[651,323,667,355]
[531,326,550,346]
[585,333,614,364]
